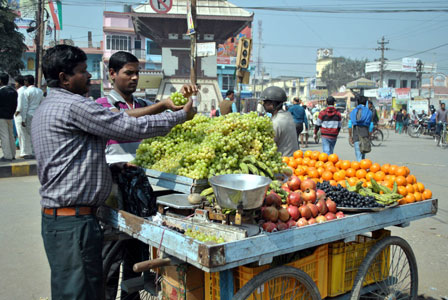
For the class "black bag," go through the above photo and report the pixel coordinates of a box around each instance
[359,135,371,154]
[109,164,157,217]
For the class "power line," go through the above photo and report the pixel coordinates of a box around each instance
[393,42,448,60]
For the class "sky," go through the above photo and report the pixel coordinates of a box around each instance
[38,0,448,78]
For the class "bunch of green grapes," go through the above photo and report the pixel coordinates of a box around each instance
[184,228,226,244]
[134,112,285,179]
[170,91,189,106]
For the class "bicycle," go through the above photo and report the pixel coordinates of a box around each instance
[349,126,383,147]
[435,122,448,149]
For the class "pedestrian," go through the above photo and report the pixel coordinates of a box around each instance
[301,104,312,147]
[368,101,379,126]
[0,73,18,162]
[19,75,43,158]
[314,96,342,155]
[210,105,217,117]
[14,75,28,156]
[31,44,197,300]
[261,86,299,157]
[402,109,409,133]
[96,51,188,299]
[395,109,404,134]
[288,97,308,148]
[218,89,237,115]
[435,102,447,137]
[348,95,373,162]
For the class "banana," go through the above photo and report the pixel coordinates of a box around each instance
[242,156,257,165]
[255,161,274,178]
[258,170,267,177]
[246,163,260,175]
[392,182,398,194]
[200,187,214,197]
[239,162,250,174]
[370,179,381,194]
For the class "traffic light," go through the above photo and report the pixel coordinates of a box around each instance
[236,37,252,69]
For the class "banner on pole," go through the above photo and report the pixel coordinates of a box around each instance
[48,0,63,30]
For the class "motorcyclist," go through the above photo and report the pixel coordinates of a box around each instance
[427,107,436,132]
[261,86,299,156]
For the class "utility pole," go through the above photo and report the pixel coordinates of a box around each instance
[252,20,262,99]
[375,36,389,88]
[416,59,423,96]
[189,0,197,86]
[35,0,46,88]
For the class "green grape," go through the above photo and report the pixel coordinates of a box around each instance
[170,91,189,106]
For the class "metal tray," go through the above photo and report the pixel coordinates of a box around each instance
[157,194,200,210]
[145,168,209,194]
[337,202,398,213]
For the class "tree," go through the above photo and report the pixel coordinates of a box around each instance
[320,57,368,94]
[0,0,27,77]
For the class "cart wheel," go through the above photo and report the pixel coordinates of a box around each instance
[232,266,321,300]
[350,236,418,300]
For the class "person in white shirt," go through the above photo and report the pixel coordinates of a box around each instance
[20,75,43,158]
[14,75,28,158]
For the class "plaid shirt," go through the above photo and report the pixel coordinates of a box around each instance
[32,88,186,208]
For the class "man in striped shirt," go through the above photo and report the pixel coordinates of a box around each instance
[314,96,342,155]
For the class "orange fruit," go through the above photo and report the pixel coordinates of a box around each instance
[302,157,310,165]
[422,189,432,200]
[304,150,312,158]
[405,193,415,204]
[389,165,398,175]
[339,170,347,178]
[335,160,342,169]
[324,161,334,168]
[317,167,325,176]
[326,165,338,174]
[288,159,299,169]
[308,159,317,167]
[315,161,325,168]
[397,186,408,196]
[395,176,407,186]
[318,152,328,162]
[282,157,290,164]
[340,160,351,170]
[404,166,411,177]
[395,167,407,177]
[351,161,360,170]
[406,174,415,185]
[322,171,333,181]
[370,163,381,173]
[360,159,372,170]
[381,163,390,174]
[333,171,345,181]
[293,150,303,159]
[308,169,319,178]
[338,180,347,188]
[295,157,303,165]
[329,180,338,186]
[346,168,356,178]
[348,177,358,187]
[356,169,367,179]
[295,166,306,176]
[365,171,375,181]
[414,192,422,202]
[383,180,393,189]
[398,198,407,205]
[328,154,339,163]
[416,182,425,193]
[374,171,386,182]
[311,151,320,161]
[405,184,415,194]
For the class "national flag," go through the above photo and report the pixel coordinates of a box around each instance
[48,0,63,30]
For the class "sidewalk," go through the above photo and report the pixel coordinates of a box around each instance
[0,148,37,178]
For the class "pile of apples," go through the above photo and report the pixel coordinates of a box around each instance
[260,176,345,233]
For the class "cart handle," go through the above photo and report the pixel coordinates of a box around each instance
[133,258,172,273]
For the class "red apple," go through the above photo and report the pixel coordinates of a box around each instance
[287,191,302,206]
[302,189,317,203]
[325,212,336,221]
[287,176,301,191]
[336,211,345,219]
[298,204,312,219]
[326,198,337,213]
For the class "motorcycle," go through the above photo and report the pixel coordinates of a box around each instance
[407,118,436,138]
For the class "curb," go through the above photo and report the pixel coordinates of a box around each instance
[0,162,37,178]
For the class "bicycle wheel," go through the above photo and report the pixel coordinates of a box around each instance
[441,128,448,149]
[233,266,321,300]
[370,129,383,147]
[350,236,418,300]
[407,125,421,138]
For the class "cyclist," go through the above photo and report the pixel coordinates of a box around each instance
[435,102,447,137]
[368,101,379,127]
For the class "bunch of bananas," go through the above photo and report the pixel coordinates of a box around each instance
[239,156,274,179]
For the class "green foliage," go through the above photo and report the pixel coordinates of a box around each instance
[0,0,27,76]
[321,57,368,94]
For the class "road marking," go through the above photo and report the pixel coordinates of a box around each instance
[395,162,447,167]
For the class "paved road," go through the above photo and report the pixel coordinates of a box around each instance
[0,130,447,299]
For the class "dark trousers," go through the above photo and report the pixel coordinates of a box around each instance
[42,212,103,300]
[295,123,304,136]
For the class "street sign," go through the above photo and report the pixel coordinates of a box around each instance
[150,0,172,14]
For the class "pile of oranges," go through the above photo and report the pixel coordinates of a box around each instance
[283,150,433,205]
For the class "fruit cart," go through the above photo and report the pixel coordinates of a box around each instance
[98,170,438,300]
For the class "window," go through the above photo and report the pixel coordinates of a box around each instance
[400,80,408,88]
[93,60,100,73]
[147,40,161,55]
[27,58,35,70]
[291,87,296,95]
[299,87,305,95]
[411,80,418,88]
[134,38,141,49]
[106,35,131,51]
[222,74,235,91]
[388,79,396,88]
